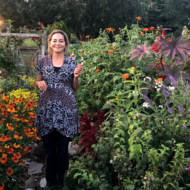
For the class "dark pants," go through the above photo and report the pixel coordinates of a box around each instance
[42,130,70,188]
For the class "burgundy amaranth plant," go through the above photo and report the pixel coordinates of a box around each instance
[78,110,106,159]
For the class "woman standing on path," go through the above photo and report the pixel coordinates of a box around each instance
[34,30,82,189]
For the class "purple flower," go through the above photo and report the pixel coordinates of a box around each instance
[188,158,190,160]
[184,92,187,96]
[184,137,189,141]
[120,109,124,114]
[163,85,168,89]
[6,27,9,30]
[168,107,173,114]
[106,102,111,107]
[183,124,187,129]
[165,100,169,106]
[162,89,170,96]
[142,94,151,102]
[169,75,176,85]
[19,64,23,67]
[186,167,190,171]
[109,116,115,119]
[179,114,183,117]
[178,105,183,112]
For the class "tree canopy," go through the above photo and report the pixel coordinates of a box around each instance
[0,0,189,38]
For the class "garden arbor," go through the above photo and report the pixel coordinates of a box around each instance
[0,31,47,75]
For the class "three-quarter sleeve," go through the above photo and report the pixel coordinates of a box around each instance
[36,59,43,75]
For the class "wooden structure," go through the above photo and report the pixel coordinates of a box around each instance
[0,31,47,76]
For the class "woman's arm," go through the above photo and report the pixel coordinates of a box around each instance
[73,65,82,92]
[34,74,47,91]
[72,77,80,92]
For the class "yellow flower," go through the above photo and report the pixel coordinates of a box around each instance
[116,97,118,100]
[131,67,135,70]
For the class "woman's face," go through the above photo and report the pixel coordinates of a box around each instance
[50,33,66,53]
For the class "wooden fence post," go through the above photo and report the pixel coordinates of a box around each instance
[41,30,47,57]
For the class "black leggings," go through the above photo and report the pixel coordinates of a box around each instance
[42,130,70,187]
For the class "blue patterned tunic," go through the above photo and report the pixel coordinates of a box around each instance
[35,55,80,138]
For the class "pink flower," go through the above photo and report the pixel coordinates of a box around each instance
[41,23,43,26]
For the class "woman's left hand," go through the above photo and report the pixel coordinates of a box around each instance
[74,65,82,78]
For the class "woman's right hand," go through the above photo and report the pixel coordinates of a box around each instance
[36,81,47,91]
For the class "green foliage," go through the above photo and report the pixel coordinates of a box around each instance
[46,20,71,40]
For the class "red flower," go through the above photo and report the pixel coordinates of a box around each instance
[7,148,14,154]
[143,28,149,32]
[108,50,113,53]
[38,39,41,42]
[40,23,43,26]
[0,119,3,123]
[0,157,7,164]
[6,167,13,176]
[32,38,35,41]
[150,26,155,30]
[136,17,142,20]
[95,70,101,72]
[152,42,159,53]
[0,183,4,190]
[39,29,42,32]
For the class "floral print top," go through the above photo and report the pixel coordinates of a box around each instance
[35,55,80,138]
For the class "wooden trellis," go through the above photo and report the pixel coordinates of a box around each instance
[0,31,47,76]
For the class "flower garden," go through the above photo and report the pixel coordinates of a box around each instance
[1,18,190,190]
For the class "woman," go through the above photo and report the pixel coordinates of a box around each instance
[34,30,82,189]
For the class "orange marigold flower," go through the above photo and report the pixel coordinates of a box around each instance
[81,41,85,44]
[0,183,4,190]
[7,148,14,154]
[108,45,113,48]
[95,70,101,72]
[20,159,26,166]
[5,136,11,141]
[93,39,96,41]
[78,53,83,56]
[86,35,90,38]
[114,48,117,50]
[135,17,142,20]
[122,74,129,79]
[24,128,31,132]
[20,98,26,102]
[6,123,14,131]
[105,28,115,31]
[0,136,7,142]
[0,156,7,164]
[26,102,35,109]
[150,26,155,30]
[156,78,163,82]
[115,35,119,38]
[14,152,22,159]
[32,127,38,132]
[2,95,9,101]
[140,31,145,36]
[143,28,149,32]
[12,156,19,163]
[14,132,23,140]
[6,167,13,176]
[108,50,114,53]
[13,143,20,148]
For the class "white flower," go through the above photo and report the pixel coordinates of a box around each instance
[168,86,175,91]
[158,105,163,109]
[114,156,117,161]
[132,91,139,96]
[156,88,161,91]
[142,102,150,108]
[110,160,113,164]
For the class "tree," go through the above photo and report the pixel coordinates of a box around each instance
[0,0,63,28]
